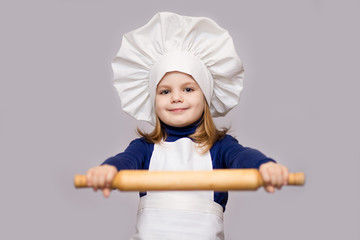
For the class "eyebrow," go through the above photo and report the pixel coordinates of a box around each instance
[157,81,199,88]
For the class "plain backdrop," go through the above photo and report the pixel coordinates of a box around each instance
[1,0,359,239]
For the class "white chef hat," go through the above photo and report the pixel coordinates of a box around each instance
[112,12,244,125]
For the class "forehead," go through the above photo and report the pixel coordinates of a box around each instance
[157,71,198,87]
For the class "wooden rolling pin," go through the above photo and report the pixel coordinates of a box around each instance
[74,169,305,191]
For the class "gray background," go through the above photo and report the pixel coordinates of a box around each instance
[1,0,359,239]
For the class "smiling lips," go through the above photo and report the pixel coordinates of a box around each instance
[169,108,188,113]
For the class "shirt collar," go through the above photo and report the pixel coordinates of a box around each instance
[162,119,201,142]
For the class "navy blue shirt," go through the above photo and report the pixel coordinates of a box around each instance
[103,122,275,211]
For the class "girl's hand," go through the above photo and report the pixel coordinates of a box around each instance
[86,165,117,198]
[259,162,289,193]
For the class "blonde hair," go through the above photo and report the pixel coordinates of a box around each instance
[137,102,228,153]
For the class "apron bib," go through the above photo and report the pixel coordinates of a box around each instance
[131,138,225,240]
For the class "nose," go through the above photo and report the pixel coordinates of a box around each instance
[171,91,183,103]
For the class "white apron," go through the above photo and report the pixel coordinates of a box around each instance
[131,138,225,240]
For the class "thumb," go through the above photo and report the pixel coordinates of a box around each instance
[264,185,275,193]
[102,188,111,198]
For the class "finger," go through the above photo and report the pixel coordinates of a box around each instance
[105,170,116,188]
[269,167,278,187]
[92,172,99,189]
[98,174,105,188]
[268,164,282,188]
[274,165,287,188]
[86,169,94,187]
[260,168,271,185]
[103,188,111,198]
[282,166,289,186]
[265,185,275,193]
[275,167,283,188]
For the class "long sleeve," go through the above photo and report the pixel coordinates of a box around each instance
[101,138,154,171]
[211,134,276,170]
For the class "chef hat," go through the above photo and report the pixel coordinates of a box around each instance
[112,12,244,125]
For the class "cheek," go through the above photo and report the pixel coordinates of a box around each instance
[155,97,164,115]
[194,95,205,111]
[155,98,160,113]
[197,102,205,115]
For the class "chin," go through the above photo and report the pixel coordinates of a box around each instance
[167,120,190,127]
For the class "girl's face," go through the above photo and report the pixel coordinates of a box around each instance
[155,71,205,127]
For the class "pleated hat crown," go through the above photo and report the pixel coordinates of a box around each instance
[112,12,244,125]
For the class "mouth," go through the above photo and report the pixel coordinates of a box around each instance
[169,108,188,113]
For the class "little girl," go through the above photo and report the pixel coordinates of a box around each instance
[86,12,289,239]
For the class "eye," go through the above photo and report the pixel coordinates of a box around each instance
[184,87,193,92]
[160,90,170,95]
